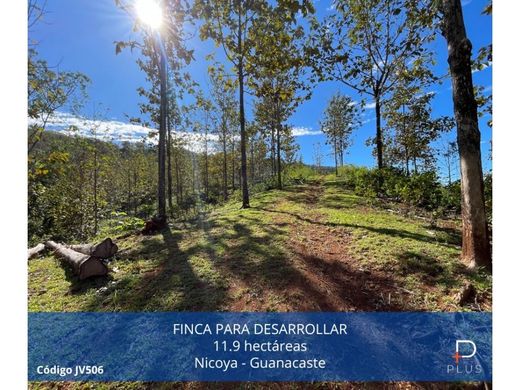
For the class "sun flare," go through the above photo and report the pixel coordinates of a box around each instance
[135,0,163,30]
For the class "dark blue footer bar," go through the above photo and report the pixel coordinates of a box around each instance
[28,312,491,382]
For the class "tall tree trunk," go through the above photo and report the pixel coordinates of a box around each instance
[271,123,276,178]
[405,147,410,176]
[223,123,228,201]
[127,172,132,214]
[93,143,98,235]
[276,124,282,189]
[440,0,491,270]
[238,157,242,188]
[174,148,182,206]
[167,117,173,212]
[250,136,255,183]
[339,138,344,167]
[79,161,85,238]
[133,169,138,215]
[237,5,250,208]
[192,152,196,194]
[231,140,236,191]
[375,95,384,170]
[447,158,452,185]
[403,106,409,176]
[204,129,209,198]
[374,94,384,193]
[157,45,167,220]
[334,135,338,176]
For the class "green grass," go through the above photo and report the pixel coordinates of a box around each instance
[28,189,291,312]
[316,183,491,310]
[29,179,491,314]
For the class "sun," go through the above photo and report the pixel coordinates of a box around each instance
[135,0,163,30]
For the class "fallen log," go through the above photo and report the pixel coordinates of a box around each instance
[67,237,118,259]
[28,243,46,260]
[45,241,108,280]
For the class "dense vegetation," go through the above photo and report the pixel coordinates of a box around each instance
[28,128,491,247]
[28,130,294,245]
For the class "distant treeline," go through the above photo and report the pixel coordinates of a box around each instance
[28,131,300,244]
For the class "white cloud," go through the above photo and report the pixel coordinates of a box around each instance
[291,126,322,136]
[30,112,323,155]
[364,102,376,109]
[28,111,220,154]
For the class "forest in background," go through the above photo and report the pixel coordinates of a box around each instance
[28,130,492,246]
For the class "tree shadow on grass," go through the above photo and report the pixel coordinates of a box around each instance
[71,192,461,313]
[81,226,228,312]
[396,250,468,289]
[286,248,410,311]
[200,210,410,311]
[423,224,462,246]
[257,206,460,250]
[318,194,367,209]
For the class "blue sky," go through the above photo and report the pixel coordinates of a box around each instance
[29,0,492,179]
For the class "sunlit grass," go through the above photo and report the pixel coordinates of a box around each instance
[29,180,491,315]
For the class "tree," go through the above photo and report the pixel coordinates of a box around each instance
[167,93,183,212]
[194,93,214,199]
[320,93,359,175]
[384,87,454,175]
[313,142,324,174]
[194,0,313,205]
[440,140,458,185]
[247,2,312,189]
[115,0,194,222]
[208,67,239,200]
[438,0,491,270]
[28,50,89,153]
[193,0,260,208]
[472,4,492,129]
[307,0,435,173]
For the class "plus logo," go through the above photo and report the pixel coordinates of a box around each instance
[452,340,476,364]
[447,340,482,375]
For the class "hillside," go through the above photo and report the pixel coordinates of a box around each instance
[28,178,491,313]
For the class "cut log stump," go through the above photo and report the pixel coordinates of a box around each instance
[67,238,118,259]
[28,243,46,260]
[45,241,108,280]
[141,216,167,235]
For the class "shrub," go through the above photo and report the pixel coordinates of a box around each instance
[380,167,408,200]
[101,211,145,236]
[337,165,378,197]
[337,165,453,211]
[284,164,317,184]
[400,171,442,210]
[439,180,461,215]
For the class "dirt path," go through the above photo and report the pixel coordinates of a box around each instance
[264,183,408,311]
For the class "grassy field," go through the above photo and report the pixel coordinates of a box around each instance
[28,178,491,389]
[29,179,491,313]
